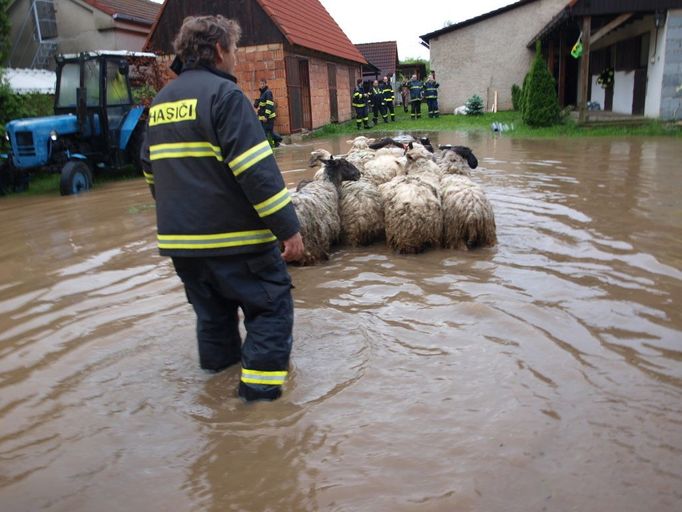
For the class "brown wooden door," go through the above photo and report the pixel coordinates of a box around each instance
[328,64,338,123]
[285,57,312,132]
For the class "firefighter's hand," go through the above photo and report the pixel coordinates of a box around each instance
[281,232,304,262]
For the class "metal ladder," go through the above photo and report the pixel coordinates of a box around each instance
[9,0,59,69]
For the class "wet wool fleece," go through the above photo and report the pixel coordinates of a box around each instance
[439,174,497,250]
[339,180,385,246]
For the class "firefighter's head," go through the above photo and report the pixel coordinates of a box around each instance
[173,15,241,74]
[373,80,379,87]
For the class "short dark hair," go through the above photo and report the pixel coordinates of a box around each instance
[173,15,241,66]
[356,78,362,85]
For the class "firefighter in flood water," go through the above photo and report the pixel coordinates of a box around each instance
[141,15,304,402]
[254,78,283,147]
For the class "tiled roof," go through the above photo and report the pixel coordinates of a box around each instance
[83,0,161,25]
[355,41,399,78]
[256,0,367,64]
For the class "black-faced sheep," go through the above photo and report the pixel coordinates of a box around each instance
[440,174,496,250]
[379,175,442,254]
[291,157,360,265]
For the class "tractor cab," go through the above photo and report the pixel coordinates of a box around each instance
[2,51,155,195]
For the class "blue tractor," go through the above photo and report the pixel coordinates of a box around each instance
[1,51,155,195]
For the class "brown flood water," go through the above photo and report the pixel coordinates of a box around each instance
[1,133,681,512]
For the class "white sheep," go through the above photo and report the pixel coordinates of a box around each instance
[379,175,442,254]
[339,180,385,246]
[435,149,471,176]
[403,142,442,177]
[361,154,405,186]
[291,157,360,265]
[309,148,332,181]
[440,174,497,250]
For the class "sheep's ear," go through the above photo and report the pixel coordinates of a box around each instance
[408,142,414,149]
[329,155,334,160]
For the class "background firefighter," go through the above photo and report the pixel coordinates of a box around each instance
[424,71,440,118]
[352,79,371,130]
[141,15,304,402]
[381,76,396,122]
[370,79,388,125]
[254,78,283,148]
[408,74,424,119]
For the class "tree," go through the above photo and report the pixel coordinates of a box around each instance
[465,94,484,115]
[522,41,560,127]
[511,84,522,111]
[0,0,11,65]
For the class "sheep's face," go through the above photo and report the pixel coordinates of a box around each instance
[348,136,375,151]
[309,149,331,167]
[321,157,361,187]
[404,142,432,162]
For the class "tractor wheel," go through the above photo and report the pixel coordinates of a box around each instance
[60,160,93,196]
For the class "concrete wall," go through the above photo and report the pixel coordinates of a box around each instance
[57,0,149,54]
[6,0,150,68]
[427,0,566,113]
[660,9,682,120]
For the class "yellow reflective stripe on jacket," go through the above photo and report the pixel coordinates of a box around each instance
[254,187,290,218]
[150,141,223,161]
[157,229,276,249]
[229,140,273,177]
[241,368,288,385]
[143,170,154,184]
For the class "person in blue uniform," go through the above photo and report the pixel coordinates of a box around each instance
[254,78,282,147]
[370,79,388,125]
[352,79,371,130]
[408,74,423,119]
[424,72,440,118]
[381,76,395,122]
[141,15,304,402]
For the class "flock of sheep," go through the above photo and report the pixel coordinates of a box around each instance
[289,136,497,266]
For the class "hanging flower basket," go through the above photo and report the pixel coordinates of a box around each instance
[597,67,614,89]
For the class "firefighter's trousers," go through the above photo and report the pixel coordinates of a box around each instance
[172,246,294,401]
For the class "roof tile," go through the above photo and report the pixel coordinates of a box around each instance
[83,0,161,25]
[257,0,366,64]
[355,41,399,77]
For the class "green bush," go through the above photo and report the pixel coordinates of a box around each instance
[511,83,522,111]
[0,70,54,137]
[522,41,560,127]
[465,94,484,116]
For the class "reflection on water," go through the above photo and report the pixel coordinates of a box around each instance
[1,134,681,512]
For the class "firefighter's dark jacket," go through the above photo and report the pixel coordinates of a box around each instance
[141,64,300,258]
[255,86,276,121]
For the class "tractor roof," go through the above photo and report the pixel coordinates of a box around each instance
[57,51,157,62]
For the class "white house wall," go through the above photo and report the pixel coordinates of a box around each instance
[613,70,635,114]
[428,0,566,113]
[645,18,669,118]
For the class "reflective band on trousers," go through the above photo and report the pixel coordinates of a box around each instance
[157,229,276,249]
[143,170,154,185]
[241,368,288,385]
[150,141,222,161]
[229,140,273,177]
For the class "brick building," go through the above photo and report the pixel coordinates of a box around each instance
[145,0,367,134]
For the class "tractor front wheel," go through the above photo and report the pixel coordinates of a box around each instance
[60,160,93,196]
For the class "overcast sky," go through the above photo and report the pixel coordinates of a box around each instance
[319,0,520,60]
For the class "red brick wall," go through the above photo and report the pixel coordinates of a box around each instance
[235,43,290,135]
[152,46,362,134]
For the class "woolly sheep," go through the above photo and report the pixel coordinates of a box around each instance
[403,142,442,177]
[339,180,385,246]
[379,175,442,254]
[361,154,405,186]
[309,148,332,180]
[440,174,497,250]
[291,157,360,265]
[436,149,471,177]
